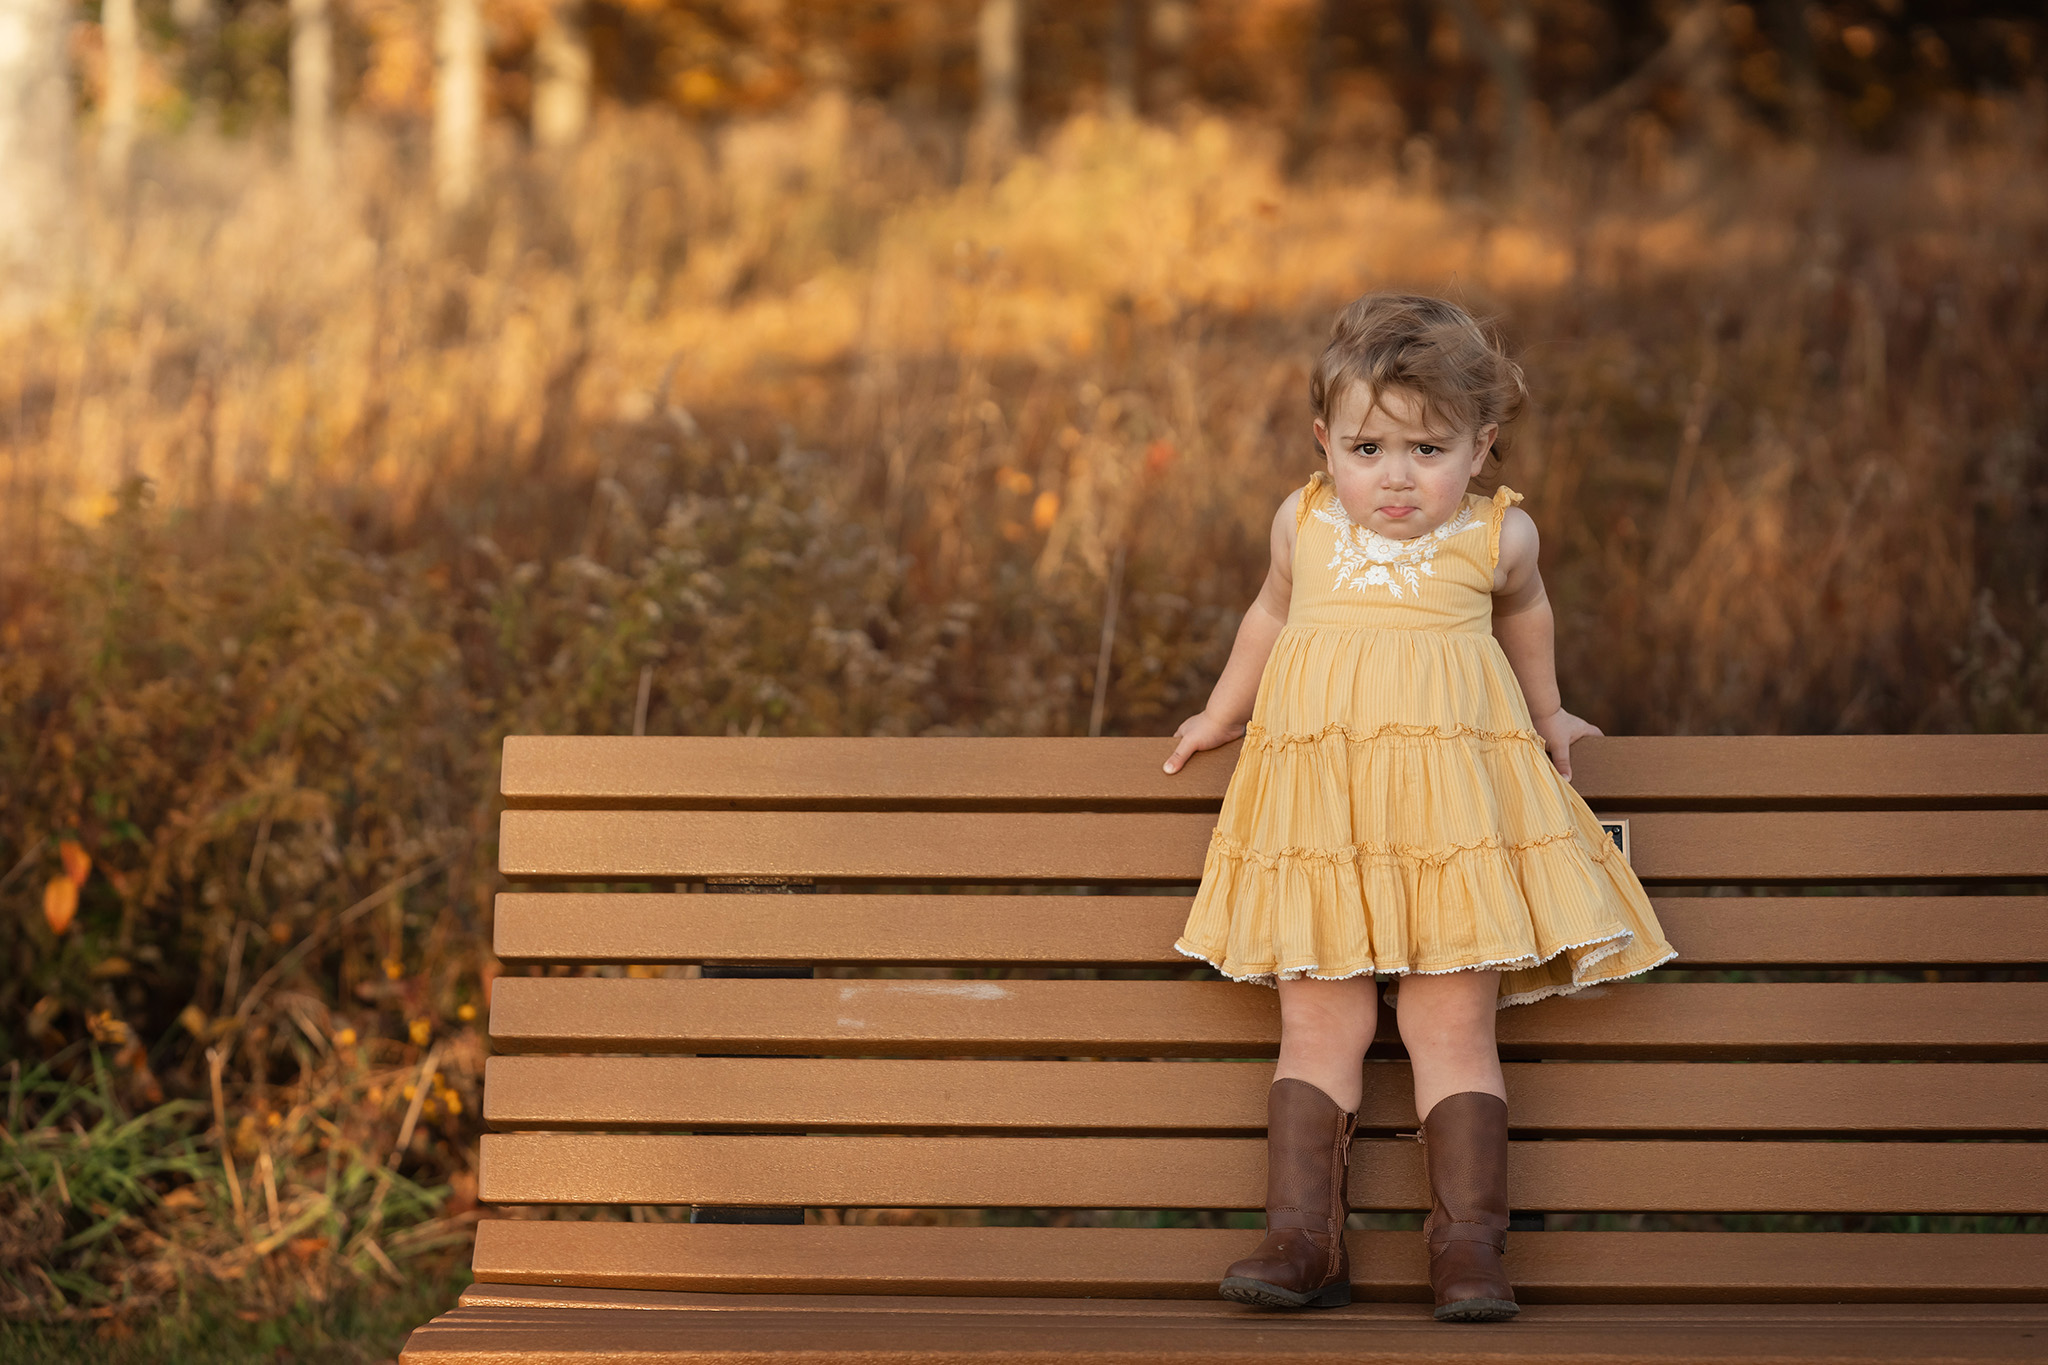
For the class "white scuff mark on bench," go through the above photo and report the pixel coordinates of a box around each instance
[836,1017,866,1029]
[838,982,1012,1002]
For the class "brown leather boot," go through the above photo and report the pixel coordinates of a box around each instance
[1218,1078,1356,1309]
[1421,1090,1519,1322]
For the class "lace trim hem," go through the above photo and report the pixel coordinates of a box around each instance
[1175,933,1677,1009]
[1495,946,1679,1008]
[1242,719,1544,749]
[1206,826,1613,871]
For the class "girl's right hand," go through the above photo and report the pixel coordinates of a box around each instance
[1163,711,1246,774]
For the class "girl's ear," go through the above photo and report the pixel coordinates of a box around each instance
[1470,422,1499,472]
[1313,418,1331,458]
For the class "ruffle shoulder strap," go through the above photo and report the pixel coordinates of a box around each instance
[1486,485,1524,571]
[1296,471,1332,532]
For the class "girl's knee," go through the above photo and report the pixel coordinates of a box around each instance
[1394,971,1500,1048]
[1277,977,1378,1050]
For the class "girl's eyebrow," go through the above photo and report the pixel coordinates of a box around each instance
[1345,428,1452,445]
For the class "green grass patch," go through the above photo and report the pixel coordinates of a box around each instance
[0,1257,470,1365]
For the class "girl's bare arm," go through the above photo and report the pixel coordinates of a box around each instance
[1163,493,1299,774]
[1491,507,1601,779]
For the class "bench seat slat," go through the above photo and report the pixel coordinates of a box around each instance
[481,1058,2048,1135]
[402,1299,2048,1363]
[453,1288,2048,1330]
[475,1134,2045,1212]
[499,735,2048,806]
[492,893,2048,967]
[486,978,2048,1060]
[453,1286,2048,1327]
[498,808,2048,882]
[462,1223,2048,1302]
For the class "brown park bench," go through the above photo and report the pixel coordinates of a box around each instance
[401,734,2048,1363]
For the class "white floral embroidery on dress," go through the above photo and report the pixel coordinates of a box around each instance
[1312,497,1480,600]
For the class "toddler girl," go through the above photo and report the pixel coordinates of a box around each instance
[1162,293,1673,1323]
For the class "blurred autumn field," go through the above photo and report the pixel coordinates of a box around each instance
[4,88,2048,1352]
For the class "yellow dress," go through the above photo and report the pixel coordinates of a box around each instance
[1176,474,1675,1008]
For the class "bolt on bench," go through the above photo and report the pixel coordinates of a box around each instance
[402,735,2048,1363]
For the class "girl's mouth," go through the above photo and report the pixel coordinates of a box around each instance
[1378,506,1418,519]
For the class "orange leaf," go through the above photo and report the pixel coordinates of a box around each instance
[59,839,92,887]
[87,1010,131,1046]
[43,877,79,935]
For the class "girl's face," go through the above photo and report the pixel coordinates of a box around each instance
[1313,383,1495,541]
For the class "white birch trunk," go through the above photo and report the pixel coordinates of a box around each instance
[532,0,590,149]
[290,0,333,189]
[99,0,139,190]
[0,0,72,281]
[435,0,484,209]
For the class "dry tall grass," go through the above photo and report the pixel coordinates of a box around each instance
[2,95,2046,1318]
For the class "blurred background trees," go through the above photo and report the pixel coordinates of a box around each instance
[6,1,2045,202]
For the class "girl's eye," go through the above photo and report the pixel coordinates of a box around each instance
[1354,443,1379,456]
[1416,445,1440,456]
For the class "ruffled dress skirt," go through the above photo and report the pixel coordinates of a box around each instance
[1174,623,1676,1009]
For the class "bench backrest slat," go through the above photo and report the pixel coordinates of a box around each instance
[500,808,2048,882]
[484,977,2046,1059]
[478,1132,2044,1212]
[482,1057,2048,1135]
[491,892,2048,968]
[501,735,2048,806]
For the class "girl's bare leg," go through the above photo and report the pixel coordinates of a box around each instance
[1274,976,1379,1111]
[1396,970,1506,1121]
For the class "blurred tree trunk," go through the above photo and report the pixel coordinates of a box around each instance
[435,0,484,209]
[533,0,590,149]
[290,0,334,189]
[1145,0,1189,110]
[99,0,140,191]
[970,0,1021,177]
[172,0,217,107]
[1285,0,1335,175]
[1765,0,1822,142]
[1399,0,1435,141]
[1441,0,1533,194]
[1683,2,1734,152]
[1106,0,1138,119]
[0,0,72,289]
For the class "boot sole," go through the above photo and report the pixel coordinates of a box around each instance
[1434,1298,1520,1323]
[1218,1276,1352,1310]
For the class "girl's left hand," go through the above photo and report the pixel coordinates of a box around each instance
[1532,707,1602,781]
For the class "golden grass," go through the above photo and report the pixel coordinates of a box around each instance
[2,98,2045,1317]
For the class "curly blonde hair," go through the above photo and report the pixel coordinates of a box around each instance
[1310,293,1528,472]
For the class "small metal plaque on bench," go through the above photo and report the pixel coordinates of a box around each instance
[1597,819,1630,865]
